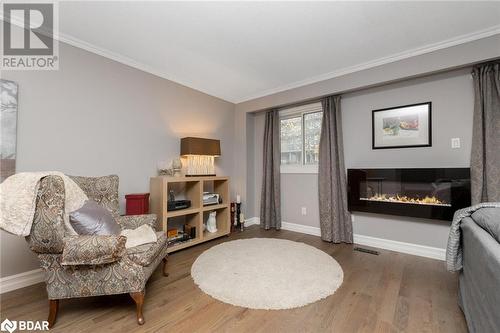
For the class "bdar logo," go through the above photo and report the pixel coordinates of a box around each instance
[0,318,17,333]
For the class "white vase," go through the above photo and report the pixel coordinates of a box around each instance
[206,211,217,233]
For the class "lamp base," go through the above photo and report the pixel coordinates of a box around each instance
[184,155,216,176]
[185,174,216,177]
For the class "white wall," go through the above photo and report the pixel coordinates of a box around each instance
[0,42,235,278]
[248,68,474,249]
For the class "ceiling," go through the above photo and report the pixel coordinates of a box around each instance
[57,1,500,103]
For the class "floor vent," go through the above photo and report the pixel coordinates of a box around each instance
[354,247,379,255]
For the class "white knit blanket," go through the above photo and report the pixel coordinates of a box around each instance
[120,224,158,248]
[0,172,88,236]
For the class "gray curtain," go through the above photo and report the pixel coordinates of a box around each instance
[260,109,281,229]
[318,96,353,243]
[471,62,500,204]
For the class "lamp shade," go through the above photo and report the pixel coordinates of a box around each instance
[180,137,221,156]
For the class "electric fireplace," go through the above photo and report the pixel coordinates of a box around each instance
[347,168,471,221]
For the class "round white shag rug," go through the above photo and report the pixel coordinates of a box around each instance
[191,238,343,310]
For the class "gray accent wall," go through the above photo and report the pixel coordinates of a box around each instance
[0,42,235,278]
[248,68,474,249]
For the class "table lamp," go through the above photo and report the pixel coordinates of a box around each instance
[180,137,221,176]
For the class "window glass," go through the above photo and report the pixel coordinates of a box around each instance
[304,112,323,165]
[280,116,302,165]
[279,102,323,171]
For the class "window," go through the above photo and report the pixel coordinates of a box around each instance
[280,102,323,173]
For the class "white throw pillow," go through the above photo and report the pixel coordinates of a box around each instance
[120,224,158,249]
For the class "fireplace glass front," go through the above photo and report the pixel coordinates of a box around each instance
[348,168,470,220]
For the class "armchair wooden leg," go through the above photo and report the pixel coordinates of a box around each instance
[48,299,59,328]
[162,257,169,277]
[130,291,145,325]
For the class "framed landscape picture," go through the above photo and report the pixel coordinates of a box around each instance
[372,102,431,149]
[1,79,18,182]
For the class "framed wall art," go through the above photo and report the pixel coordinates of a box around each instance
[1,79,18,182]
[372,102,431,149]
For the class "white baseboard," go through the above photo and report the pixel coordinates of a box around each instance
[281,221,321,237]
[246,217,445,261]
[245,217,261,227]
[352,234,445,261]
[0,268,44,294]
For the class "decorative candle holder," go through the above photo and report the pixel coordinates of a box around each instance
[236,202,241,229]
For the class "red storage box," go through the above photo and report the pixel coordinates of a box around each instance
[125,193,150,215]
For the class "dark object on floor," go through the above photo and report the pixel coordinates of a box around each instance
[230,202,236,232]
[354,247,379,255]
[236,202,242,229]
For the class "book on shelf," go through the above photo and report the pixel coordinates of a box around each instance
[168,231,192,245]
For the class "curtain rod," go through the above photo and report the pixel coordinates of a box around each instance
[249,63,481,114]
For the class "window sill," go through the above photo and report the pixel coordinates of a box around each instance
[280,165,318,174]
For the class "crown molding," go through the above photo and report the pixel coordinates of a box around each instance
[0,13,235,102]
[2,11,499,105]
[234,25,500,103]
[55,31,236,103]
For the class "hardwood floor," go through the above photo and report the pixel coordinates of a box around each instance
[0,226,467,332]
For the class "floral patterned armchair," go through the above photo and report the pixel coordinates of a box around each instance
[26,175,169,327]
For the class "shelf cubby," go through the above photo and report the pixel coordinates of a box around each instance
[150,176,230,254]
[202,206,229,238]
[167,180,202,210]
[202,178,230,206]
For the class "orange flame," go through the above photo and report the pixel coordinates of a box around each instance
[363,194,450,206]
